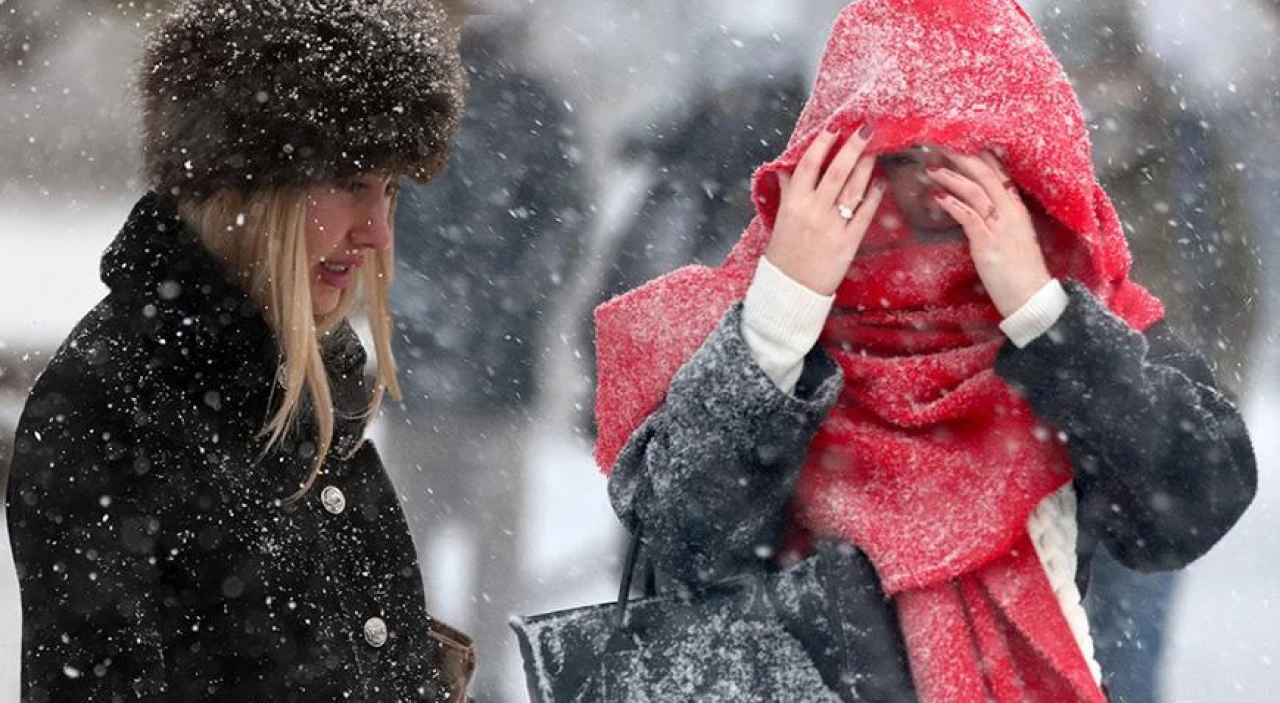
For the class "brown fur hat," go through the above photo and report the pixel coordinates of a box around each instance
[139,0,466,199]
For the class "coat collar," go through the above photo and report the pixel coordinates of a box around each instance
[100,192,371,456]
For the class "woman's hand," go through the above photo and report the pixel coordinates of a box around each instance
[928,151,1053,317]
[767,124,887,296]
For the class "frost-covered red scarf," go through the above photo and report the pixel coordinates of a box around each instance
[595,1,1164,701]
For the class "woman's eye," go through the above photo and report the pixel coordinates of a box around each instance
[879,155,916,168]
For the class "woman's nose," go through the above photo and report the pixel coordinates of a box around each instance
[352,205,393,251]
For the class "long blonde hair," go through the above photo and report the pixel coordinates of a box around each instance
[179,186,402,501]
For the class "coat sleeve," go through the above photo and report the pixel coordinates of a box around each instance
[5,350,171,699]
[607,303,843,585]
[994,281,1257,572]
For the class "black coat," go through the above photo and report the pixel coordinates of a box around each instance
[6,194,459,701]
[608,286,1257,701]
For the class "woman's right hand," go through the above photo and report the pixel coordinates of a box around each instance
[766,123,886,296]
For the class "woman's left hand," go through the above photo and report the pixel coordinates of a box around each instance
[927,150,1052,317]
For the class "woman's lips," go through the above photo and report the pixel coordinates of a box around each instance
[317,259,361,289]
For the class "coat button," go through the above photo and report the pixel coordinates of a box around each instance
[363,616,389,648]
[320,486,346,515]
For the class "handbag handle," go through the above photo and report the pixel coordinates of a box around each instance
[613,530,657,628]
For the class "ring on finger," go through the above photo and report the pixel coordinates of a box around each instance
[837,203,855,221]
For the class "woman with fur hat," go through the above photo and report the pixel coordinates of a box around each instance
[594,0,1257,700]
[5,1,475,699]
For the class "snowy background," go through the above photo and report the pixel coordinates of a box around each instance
[2,0,1278,701]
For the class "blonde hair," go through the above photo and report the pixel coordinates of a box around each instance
[179,186,402,502]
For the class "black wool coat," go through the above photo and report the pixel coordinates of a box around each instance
[609,289,1257,702]
[6,194,457,701]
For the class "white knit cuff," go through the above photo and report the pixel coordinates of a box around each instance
[999,279,1068,348]
[741,257,835,393]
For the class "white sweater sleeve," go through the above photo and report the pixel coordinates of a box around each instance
[740,257,834,394]
[998,279,1069,348]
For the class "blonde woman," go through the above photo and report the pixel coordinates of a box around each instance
[5,1,476,700]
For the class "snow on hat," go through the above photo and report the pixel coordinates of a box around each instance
[139,0,467,199]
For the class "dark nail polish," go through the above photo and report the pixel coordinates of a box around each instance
[827,123,840,134]
[858,123,874,139]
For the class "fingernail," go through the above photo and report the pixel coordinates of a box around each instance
[826,122,840,134]
[926,164,944,173]
[858,123,874,139]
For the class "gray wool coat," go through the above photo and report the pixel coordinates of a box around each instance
[608,287,1256,702]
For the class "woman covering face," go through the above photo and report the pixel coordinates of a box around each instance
[595,0,1256,701]
[5,1,478,700]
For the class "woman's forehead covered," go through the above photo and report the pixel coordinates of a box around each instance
[804,0,1082,158]
[753,0,1106,253]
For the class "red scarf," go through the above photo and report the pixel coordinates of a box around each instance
[594,1,1163,701]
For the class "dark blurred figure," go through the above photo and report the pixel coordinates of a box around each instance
[596,70,807,300]
[1044,1,1260,396]
[580,53,808,435]
[1040,3,1261,701]
[383,17,585,701]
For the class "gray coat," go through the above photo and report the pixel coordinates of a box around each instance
[608,284,1256,701]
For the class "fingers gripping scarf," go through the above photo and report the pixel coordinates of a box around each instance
[594,1,1163,700]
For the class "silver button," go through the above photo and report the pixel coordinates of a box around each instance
[320,486,346,515]
[363,616,388,648]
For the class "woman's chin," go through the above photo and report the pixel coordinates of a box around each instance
[312,291,342,318]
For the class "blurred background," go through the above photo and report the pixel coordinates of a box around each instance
[1,0,1278,700]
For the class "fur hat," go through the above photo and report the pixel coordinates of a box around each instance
[139,0,467,199]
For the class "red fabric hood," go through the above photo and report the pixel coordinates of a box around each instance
[753,0,1103,244]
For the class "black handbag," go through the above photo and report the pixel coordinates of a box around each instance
[509,531,845,702]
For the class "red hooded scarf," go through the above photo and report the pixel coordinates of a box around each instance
[595,1,1163,700]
